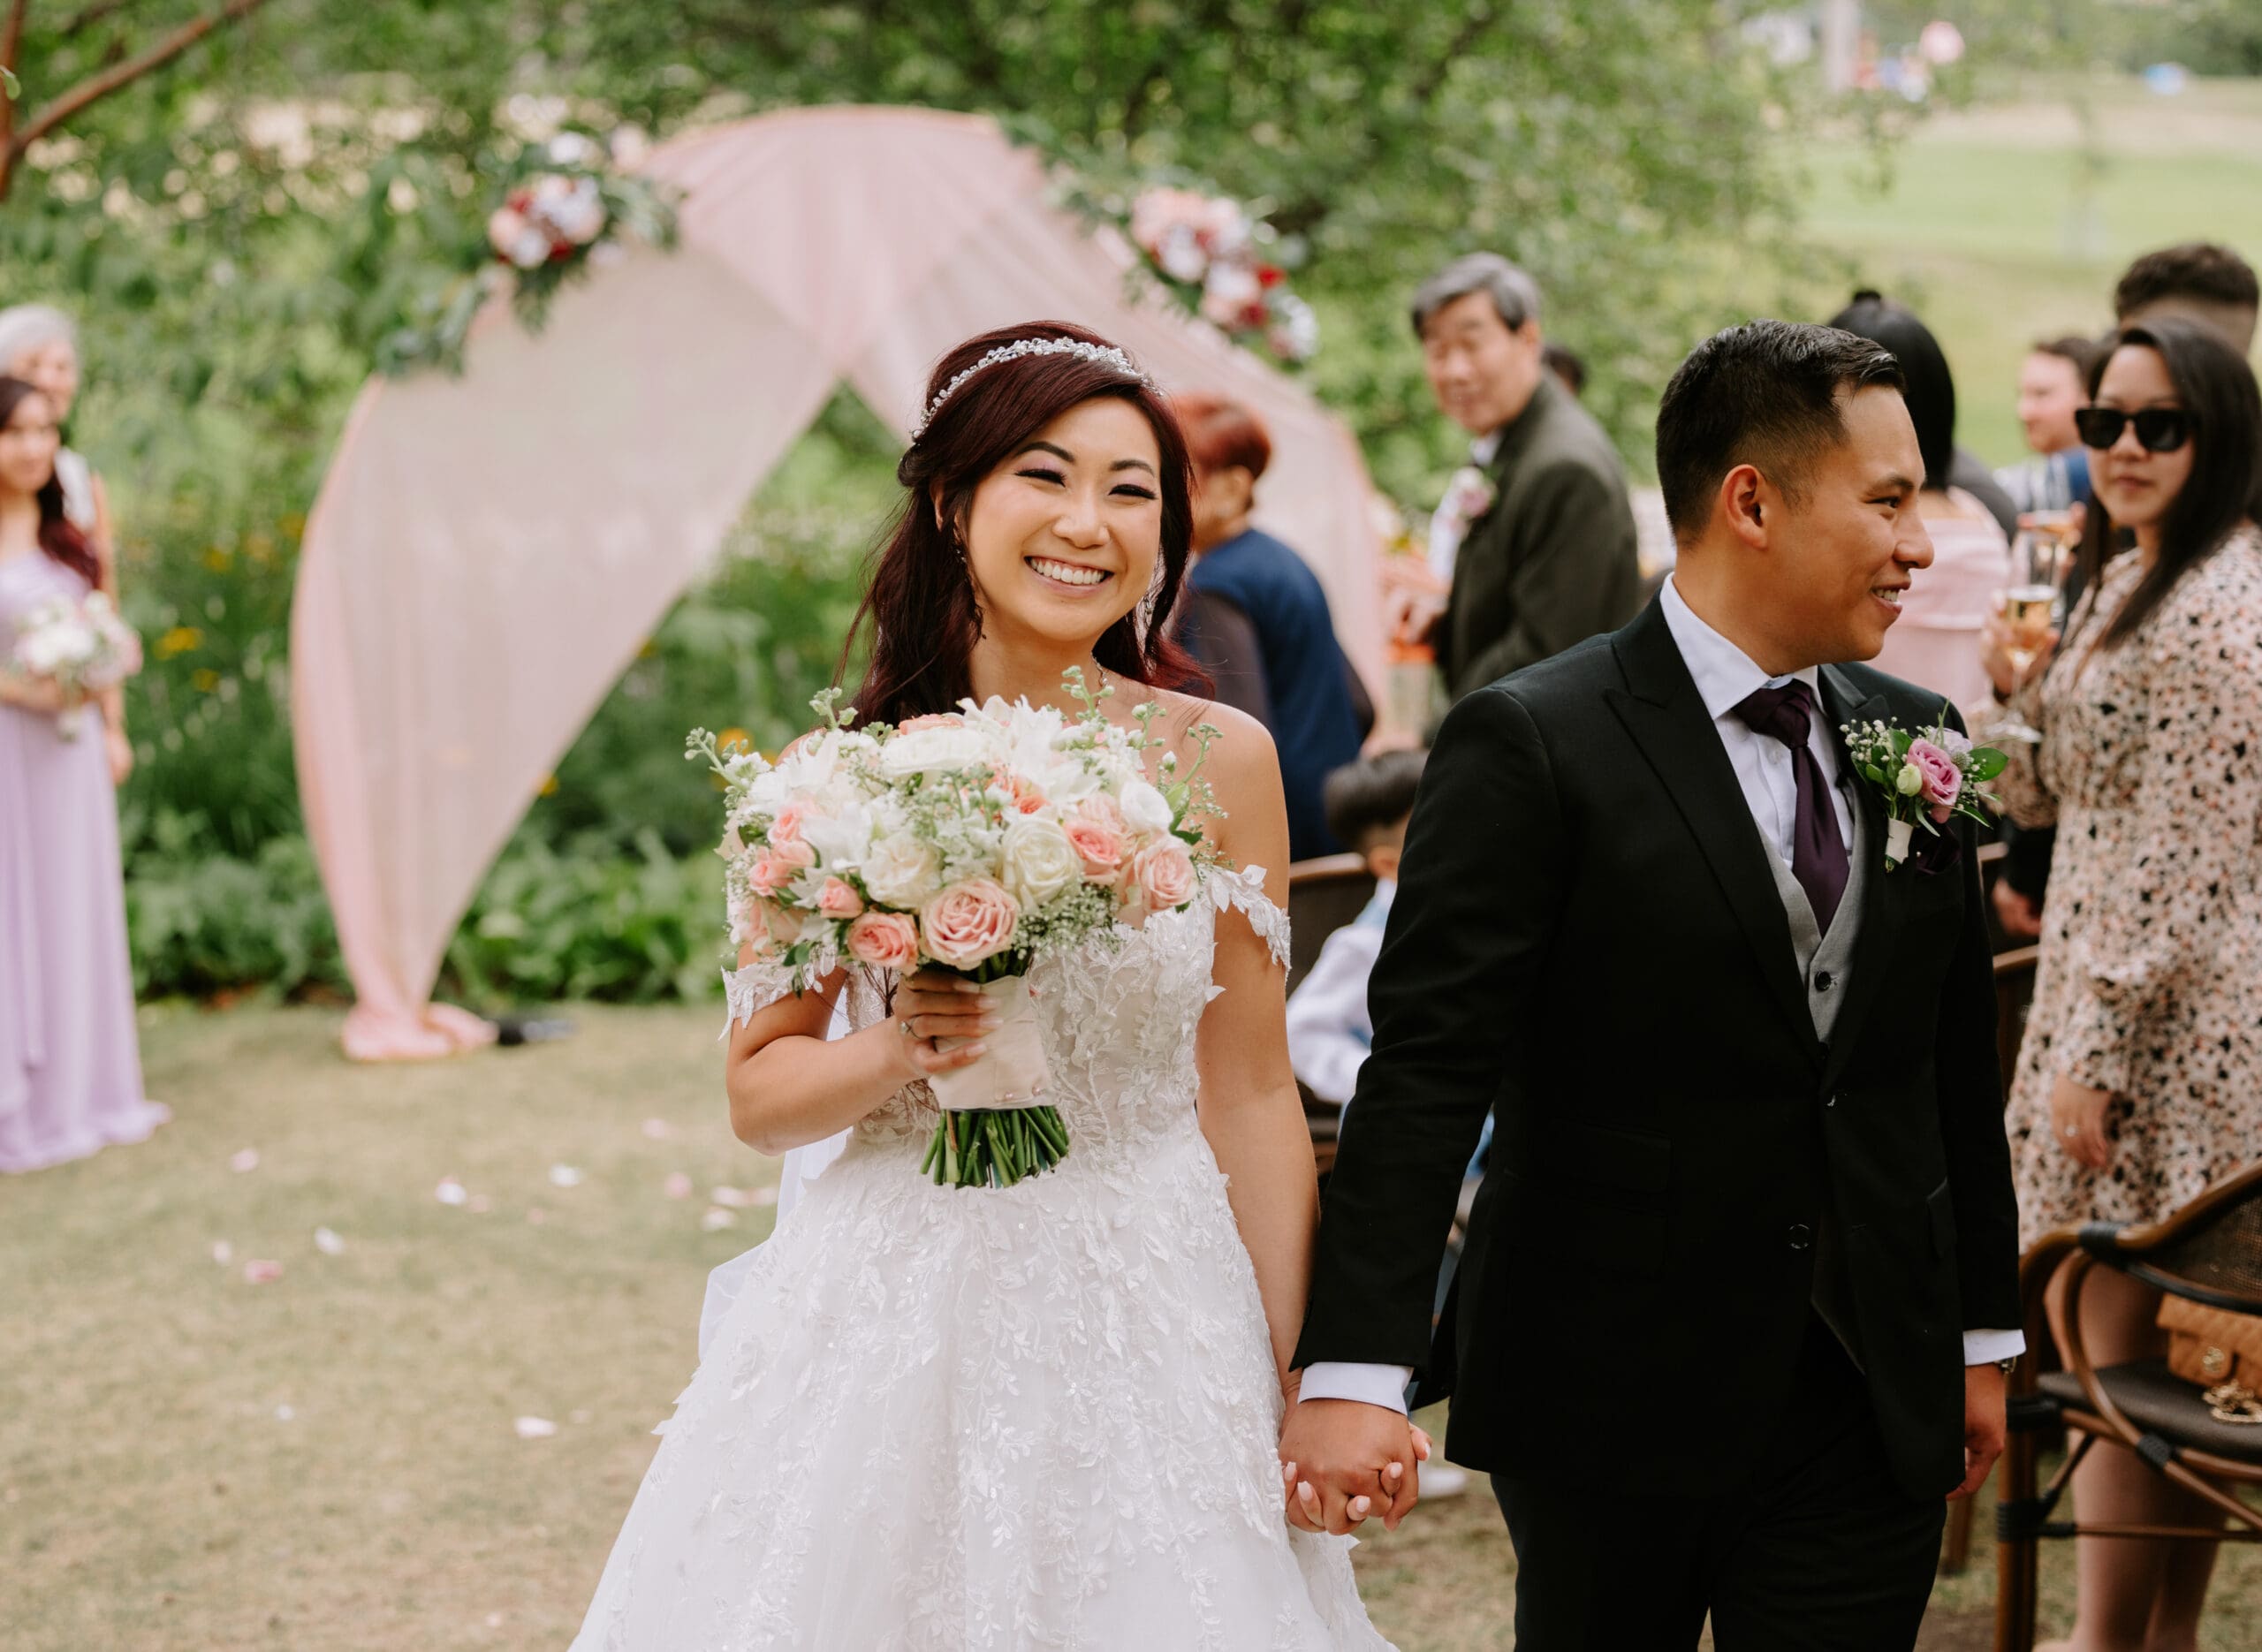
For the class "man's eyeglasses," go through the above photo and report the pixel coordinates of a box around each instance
[2073,405,2192,454]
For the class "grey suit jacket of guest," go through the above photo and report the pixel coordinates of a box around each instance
[1438,373,1643,702]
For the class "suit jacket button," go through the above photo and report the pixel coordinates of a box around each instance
[1787,1224,1814,1250]
[1814,970,1834,991]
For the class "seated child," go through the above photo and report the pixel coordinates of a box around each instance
[1285,747,1424,1106]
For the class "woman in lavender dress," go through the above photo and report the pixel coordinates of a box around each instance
[0,376,166,1172]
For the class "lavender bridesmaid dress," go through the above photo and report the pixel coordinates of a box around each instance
[0,548,167,1172]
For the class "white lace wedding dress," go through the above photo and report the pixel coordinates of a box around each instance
[568,870,1393,1651]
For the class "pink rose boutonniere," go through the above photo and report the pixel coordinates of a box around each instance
[1434,465,1498,547]
[1840,711,2007,872]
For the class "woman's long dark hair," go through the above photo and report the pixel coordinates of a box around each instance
[0,375,98,589]
[2073,320,2262,652]
[840,322,1204,727]
[1828,292,1958,491]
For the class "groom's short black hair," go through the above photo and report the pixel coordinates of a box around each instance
[1655,320,1905,547]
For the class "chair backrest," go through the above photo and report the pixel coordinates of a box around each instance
[2122,1163,2262,1315]
[1285,853,1376,995]
[1993,944,2039,1100]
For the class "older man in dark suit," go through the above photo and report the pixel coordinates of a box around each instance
[1408,254,1642,702]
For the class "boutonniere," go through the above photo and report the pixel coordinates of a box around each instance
[1840,710,2008,873]
[1433,466,1497,543]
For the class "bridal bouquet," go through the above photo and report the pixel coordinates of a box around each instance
[688,672,1223,1188]
[1841,711,2008,871]
[11,592,141,739]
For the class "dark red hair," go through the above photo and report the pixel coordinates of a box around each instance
[1172,390,1273,481]
[841,322,1205,727]
[0,375,98,589]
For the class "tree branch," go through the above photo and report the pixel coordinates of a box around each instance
[9,0,267,158]
[63,0,136,36]
[0,0,30,167]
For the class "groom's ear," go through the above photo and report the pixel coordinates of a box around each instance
[1719,462,1773,554]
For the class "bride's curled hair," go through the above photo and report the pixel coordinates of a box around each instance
[840,322,1202,728]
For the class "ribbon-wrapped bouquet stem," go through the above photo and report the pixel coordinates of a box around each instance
[691,671,1222,1188]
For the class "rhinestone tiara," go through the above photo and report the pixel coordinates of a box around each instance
[910,337,1152,440]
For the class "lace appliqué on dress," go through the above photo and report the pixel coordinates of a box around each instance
[1205,864,1293,969]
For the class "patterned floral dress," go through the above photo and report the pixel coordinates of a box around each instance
[1998,526,2262,1247]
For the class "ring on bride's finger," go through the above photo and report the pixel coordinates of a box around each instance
[2061,1125,2079,1139]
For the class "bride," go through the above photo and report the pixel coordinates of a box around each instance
[569,322,1416,1649]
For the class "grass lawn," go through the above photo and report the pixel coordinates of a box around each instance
[1780,75,2262,467]
[8,1005,2257,1648]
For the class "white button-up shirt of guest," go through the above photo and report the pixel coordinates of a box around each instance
[1296,574,2021,1419]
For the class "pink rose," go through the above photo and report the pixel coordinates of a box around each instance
[748,854,801,898]
[846,910,920,971]
[1064,817,1126,881]
[1905,739,1962,820]
[919,878,1021,970]
[770,803,806,846]
[898,713,965,733]
[816,876,864,921]
[1133,838,1198,913]
[1077,794,1126,833]
[769,835,816,871]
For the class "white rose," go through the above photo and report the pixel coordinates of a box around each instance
[861,831,943,909]
[800,803,873,870]
[1120,779,1173,835]
[1000,817,1084,910]
[880,725,994,779]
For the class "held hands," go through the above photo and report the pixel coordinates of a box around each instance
[2048,1074,2114,1171]
[887,967,998,1081]
[1952,1361,2008,1502]
[1278,1398,1431,1535]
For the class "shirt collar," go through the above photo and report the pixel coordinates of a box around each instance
[1659,573,1820,723]
[1470,428,1503,466]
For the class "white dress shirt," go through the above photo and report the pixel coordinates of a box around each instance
[1425,428,1503,580]
[1284,883,1393,1105]
[1299,576,2020,1416]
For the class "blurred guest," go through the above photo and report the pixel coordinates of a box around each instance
[1407,253,1640,702]
[2114,240,2258,353]
[1828,292,2010,721]
[1996,336,2099,516]
[1285,748,1426,1106]
[0,306,111,552]
[0,376,165,1173]
[1983,320,2262,1650]
[1173,391,1365,860]
[1541,340,1585,398]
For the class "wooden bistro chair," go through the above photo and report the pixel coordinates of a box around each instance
[1993,1163,2262,1651]
[1284,853,1375,1181]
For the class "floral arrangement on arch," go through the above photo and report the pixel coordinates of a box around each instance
[378,131,679,377]
[1120,185,1319,367]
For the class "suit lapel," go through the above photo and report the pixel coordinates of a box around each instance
[1817,668,1906,1090]
[1605,602,1822,1061]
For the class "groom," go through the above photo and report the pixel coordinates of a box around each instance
[1281,321,2024,1648]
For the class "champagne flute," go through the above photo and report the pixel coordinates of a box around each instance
[1987,514,2075,744]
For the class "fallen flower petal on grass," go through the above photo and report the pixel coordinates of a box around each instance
[435,1178,468,1207]
[662,1172,693,1200]
[275,1405,295,1422]
[212,1240,234,1266]
[709,1186,752,1208]
[314,1228,345,1256]
[243,1260,283,1284]
[641,1118,672,1140]
[548,1164,584,1188]
[749,1186,778,1208]
[230,1148,261,1173]
[700,1207,737,1231]
[513,1416,558,1440]
[526,1207,548,1224]
[467,1194,492,1215]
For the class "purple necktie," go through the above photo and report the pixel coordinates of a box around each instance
[1733,680,1849,931]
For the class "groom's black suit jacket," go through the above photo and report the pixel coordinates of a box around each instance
[1294,597,2023,1501]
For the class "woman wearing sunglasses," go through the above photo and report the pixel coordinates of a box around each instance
[1982,318,2262,1652]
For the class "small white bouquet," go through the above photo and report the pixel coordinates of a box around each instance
[689,670,1224,1188]
[11,592,141,739]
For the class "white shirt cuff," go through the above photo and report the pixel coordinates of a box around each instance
[1963,1328,2026,1367]
[1297,1361,1415,1414]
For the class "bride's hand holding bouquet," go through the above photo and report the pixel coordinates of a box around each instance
[691,668,1223,1189]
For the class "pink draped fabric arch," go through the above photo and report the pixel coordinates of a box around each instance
[292,105,1387,1060]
